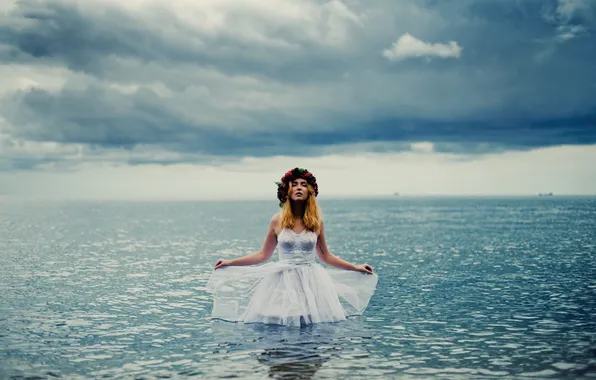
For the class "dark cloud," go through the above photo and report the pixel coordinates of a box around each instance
[0,0,352,83]
[3,84,594,165]
[6,157,44,171]
[0,0,595,169]
[1,85,337,159]
[5,86,194,147]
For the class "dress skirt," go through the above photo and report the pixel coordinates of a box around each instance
[206,261,378,327]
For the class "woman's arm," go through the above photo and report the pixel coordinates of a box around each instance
[316,222,373,274]
[214,215,279,269]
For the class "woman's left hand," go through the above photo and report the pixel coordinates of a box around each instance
[356,264,373,274]
[214,258,232,270]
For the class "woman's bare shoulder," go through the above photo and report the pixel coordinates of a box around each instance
[315,219,325,237]
[270,212,282,234]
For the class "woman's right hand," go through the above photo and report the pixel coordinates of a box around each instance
[355,264,374,274]
[214,258,232,270]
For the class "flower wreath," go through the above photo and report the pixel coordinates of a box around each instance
[275,167,319,207]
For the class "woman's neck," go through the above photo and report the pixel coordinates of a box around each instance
[291,202,306,218]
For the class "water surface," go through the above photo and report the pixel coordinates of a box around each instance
[1,197,595,378]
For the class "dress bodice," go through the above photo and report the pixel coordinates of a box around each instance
[277,228,317,264]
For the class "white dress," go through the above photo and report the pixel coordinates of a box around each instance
[206,228,378,326]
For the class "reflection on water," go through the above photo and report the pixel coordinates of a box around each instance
[210,322,344,379]
[1,198,596,378]
[257,347,330,380]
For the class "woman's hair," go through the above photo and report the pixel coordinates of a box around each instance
[280,182,322,232]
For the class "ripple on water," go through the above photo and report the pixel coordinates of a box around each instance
[1,198,595,378]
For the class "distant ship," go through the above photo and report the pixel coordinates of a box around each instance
[538,192,554,196]
[393,192,400,196]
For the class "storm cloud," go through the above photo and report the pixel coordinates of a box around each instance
[1,0,595,170]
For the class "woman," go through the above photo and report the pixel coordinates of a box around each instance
[206,167,378,326]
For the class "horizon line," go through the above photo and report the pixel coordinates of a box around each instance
[1,193,595,202]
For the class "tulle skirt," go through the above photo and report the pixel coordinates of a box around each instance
[206,261,378,327]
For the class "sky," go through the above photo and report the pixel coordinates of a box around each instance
[0,0,595,200]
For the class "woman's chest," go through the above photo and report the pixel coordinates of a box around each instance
[278,229,317,252]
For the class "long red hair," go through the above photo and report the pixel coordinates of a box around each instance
[280,183,321,232]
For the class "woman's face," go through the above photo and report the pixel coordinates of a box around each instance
[290,178,309,201]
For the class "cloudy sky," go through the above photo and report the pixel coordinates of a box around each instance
[1,0,595,200]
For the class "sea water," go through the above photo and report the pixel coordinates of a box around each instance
[1,197,595,379]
